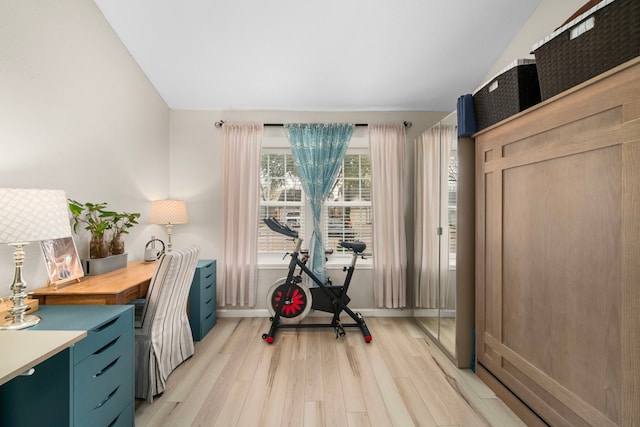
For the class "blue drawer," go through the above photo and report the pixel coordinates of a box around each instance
[189,260,217,341]
[74,328,133,395]
[109,401,134,427]
[201,310,216,337]
[201,277,215,302]
[73,310,133,364]
[75,349,134,426]
[201,289,215,313]
[198,261,216,286]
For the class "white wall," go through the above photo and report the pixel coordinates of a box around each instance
[0,0,170,291]
[479,0,586,86]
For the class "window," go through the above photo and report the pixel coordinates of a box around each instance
[324,154,372,254]
[258,149,372,256]
[448,141,457,267]
[258,152,304,252]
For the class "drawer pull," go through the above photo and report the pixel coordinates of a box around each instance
[94,337,120,355]
[205,312,213,320]
[205,273,213,279]
[94,386,119,409]
[20,368,35,376]
[94,357,120,378]
[205,283,213,289]
[205,298,213,305]
[94,317,119,332]
[107,413,120,427]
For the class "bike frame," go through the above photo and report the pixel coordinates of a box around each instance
[283,237,357,306]
[262,218,371,344]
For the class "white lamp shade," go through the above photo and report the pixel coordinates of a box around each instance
[150,200,188,225]
[0,188,72,244]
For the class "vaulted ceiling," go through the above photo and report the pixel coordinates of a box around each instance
[95,0,541,112]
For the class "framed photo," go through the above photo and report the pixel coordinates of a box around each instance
[40,236,84,289]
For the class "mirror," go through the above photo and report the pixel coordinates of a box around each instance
[413,108,475,369]
[413,111,458,355]
[413,111,474,367]
[440,112,458,356]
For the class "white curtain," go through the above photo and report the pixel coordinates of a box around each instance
[369,123,407,308]
[414,124,455,309]
[221,123,263,306]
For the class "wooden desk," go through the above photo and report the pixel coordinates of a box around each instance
[31,260,157,305]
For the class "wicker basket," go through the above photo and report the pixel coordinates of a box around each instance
[532,0,640,100]
[472,59,541,131]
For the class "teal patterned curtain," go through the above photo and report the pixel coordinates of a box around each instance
[283,123,354,284]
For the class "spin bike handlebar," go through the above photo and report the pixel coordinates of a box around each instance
[264,217,298,239]
[264,218,333,256]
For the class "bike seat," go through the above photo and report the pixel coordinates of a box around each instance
[340,241,366,254]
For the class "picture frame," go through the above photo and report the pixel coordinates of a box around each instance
[40,236,84,289]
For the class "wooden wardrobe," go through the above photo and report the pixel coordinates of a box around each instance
[474,57,640,426]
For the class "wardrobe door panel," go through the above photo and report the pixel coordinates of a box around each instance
[475,58,640,426]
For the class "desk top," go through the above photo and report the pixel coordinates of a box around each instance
[0,330,86,386]
[31,260,157,305]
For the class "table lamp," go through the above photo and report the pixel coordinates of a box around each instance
[0,188,72,329]
[150,200,188,253]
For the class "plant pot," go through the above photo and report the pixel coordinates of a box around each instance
[110,234,125,255]
[82,253,128,275]
[89,235,109,259]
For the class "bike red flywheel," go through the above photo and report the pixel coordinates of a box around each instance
[266,278,312,323]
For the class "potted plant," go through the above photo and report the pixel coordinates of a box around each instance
[106,211,140,255]
[69,200,141,259]
[68,200,112,259]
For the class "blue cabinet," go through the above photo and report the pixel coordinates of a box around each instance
[0,346,73,426]
[188,259,217,341]
[0,305,134,426]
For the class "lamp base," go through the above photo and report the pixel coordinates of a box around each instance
[1,242,40,330]
[0,314,41,330]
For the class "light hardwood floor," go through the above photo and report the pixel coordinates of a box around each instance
[135,317,526,427]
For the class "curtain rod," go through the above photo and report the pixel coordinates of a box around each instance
[214,120,412,128]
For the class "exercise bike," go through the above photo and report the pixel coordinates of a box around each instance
[261,217,372,344]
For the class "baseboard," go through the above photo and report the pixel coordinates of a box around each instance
[217,308,415,318]
[413,308,456,318]
[413,308,439,317]
[440,309,456,318]
[476,364,548,427]
[218,309,270,318]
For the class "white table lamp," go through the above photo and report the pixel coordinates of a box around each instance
[0,188,72,329]
[150,200,188,253]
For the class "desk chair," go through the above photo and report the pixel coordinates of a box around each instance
[134,245,200,402]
